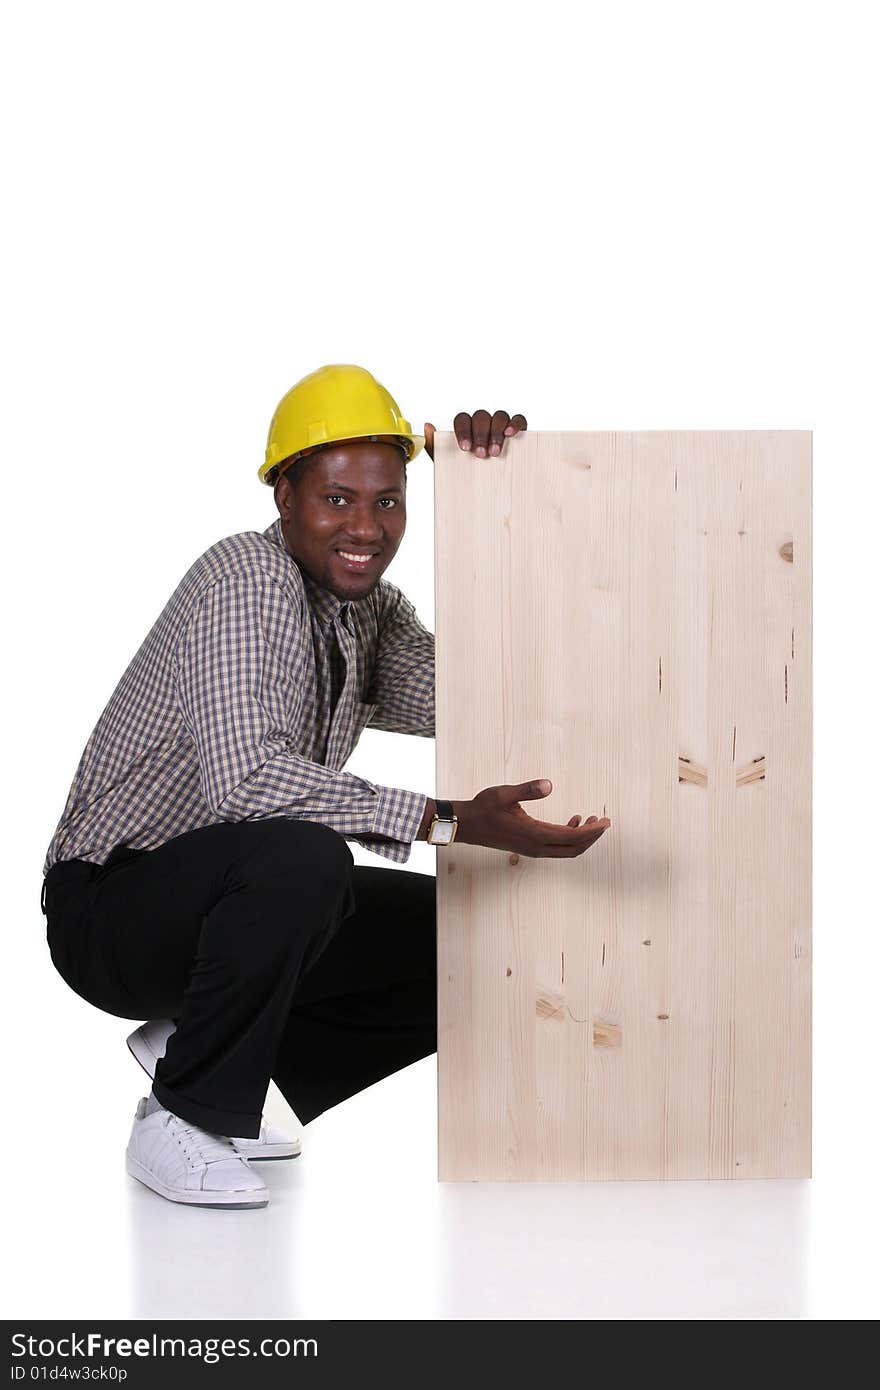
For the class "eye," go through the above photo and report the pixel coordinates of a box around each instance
[326,496,398,508]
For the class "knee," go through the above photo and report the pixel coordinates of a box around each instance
[279,818,353,880]
[230,818,352,894]
[215,821,353,966]
[236,811,353,867]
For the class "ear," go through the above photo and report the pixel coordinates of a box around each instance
[274,471,292,517]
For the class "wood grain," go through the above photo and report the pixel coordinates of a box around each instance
[434,431,811,1180]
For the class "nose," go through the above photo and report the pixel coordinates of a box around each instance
[341,508,389,545]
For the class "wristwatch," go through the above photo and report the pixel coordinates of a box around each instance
[427,798,459,846]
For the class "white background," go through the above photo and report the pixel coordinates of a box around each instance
[3,0,878,1320]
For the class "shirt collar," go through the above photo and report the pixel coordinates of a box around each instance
[262,517,352,629]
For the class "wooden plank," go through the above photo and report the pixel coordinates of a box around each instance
[434,431,811,1180]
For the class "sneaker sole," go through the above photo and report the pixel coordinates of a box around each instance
[125,1153,268,1209]
[237,1144,301,1161]
[126,1030,159,1079]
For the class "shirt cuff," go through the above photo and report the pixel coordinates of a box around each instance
[348,787,430,864]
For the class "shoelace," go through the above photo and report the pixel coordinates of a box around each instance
[165,1114,244,1166]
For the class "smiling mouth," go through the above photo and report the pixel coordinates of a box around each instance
[334,550,380,571]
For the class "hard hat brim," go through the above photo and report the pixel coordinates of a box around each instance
[260,432,425,486]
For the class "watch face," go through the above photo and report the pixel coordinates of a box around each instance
[431,821,455,845]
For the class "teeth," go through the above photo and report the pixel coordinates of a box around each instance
[338,551,372,563]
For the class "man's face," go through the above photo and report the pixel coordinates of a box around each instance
[275,437,407,599]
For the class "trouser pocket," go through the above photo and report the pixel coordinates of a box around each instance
[92,843,150,882]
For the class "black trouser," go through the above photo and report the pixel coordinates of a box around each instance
[41,819,437,1138]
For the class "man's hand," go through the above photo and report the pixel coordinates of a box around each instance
[455,780,611,858]
[424,409,528,461]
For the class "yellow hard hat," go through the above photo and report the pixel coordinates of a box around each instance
[259,363,425,486]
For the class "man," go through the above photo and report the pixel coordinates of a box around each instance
[40,364,610,1210]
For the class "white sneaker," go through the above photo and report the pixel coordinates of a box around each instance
[125,1097,269,1209]
[126,1019,302,1160]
